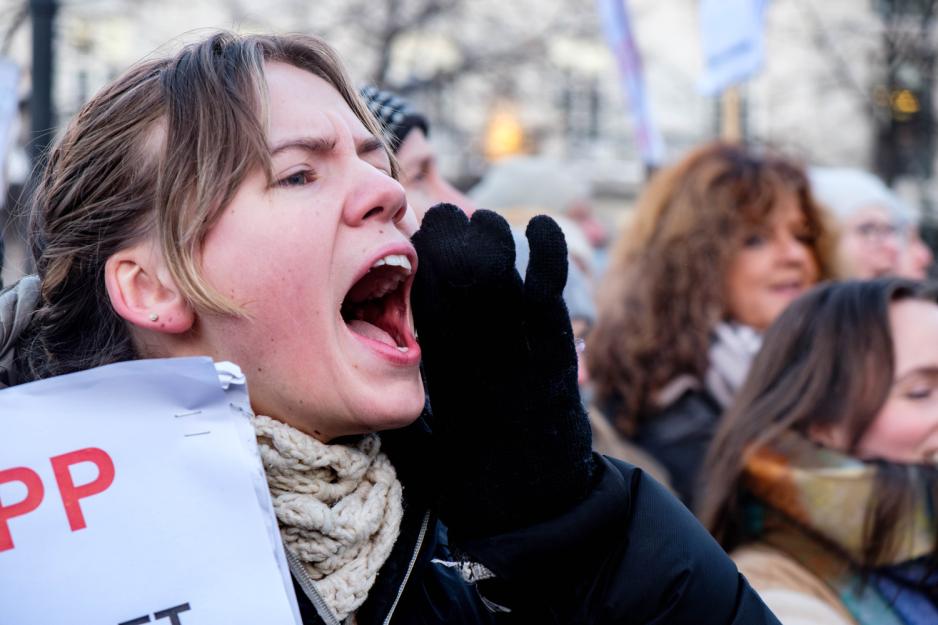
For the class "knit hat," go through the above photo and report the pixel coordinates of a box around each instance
[469,156,591,215]
[359,85,429,153]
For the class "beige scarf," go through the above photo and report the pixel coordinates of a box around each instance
[252,415,403,622]
[654,322,762,409]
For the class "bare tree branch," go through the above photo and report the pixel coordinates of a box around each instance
[797,0,886,123]
[370,0,462,87]
[370,0,404,87]
[395,38,545,95]
[1,0,28,56]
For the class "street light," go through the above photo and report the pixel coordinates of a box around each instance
[484,105,524,162]
[28,0,57,170]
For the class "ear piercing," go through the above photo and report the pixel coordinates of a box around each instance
[149,313,159,322]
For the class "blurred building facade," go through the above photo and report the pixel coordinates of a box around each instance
[1,0,937,282]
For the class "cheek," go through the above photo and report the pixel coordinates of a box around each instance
[858,405,927,459]
[803,248,820,280]
[201,203,334,304]
[399,206,420,236]
[725,255,759,304]
[839,238,872,271]
[404,186,434,220]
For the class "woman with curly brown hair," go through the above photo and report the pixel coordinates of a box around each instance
[587,142,837,507]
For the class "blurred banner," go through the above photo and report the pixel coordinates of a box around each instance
[0,60,19,204]
[596,0,666,166]
[699,0,768,95]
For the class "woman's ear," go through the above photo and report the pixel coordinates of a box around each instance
[104,241,195,334]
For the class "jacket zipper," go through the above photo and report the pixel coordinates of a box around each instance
[285,546,342,625]
[381,511,431,625]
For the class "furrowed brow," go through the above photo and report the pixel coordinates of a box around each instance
[269,136,338,157]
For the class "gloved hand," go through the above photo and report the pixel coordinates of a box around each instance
[411,204,594,540]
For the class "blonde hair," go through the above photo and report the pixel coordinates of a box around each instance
[21,32,393,379]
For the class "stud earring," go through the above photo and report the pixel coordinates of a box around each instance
[149,312,159,322]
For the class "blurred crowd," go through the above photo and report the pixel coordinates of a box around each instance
[361,84,938,625]
[2,46,936,623]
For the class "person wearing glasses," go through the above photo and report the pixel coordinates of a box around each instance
[810,167,932,279]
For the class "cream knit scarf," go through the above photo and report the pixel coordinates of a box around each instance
[252,415,403,622]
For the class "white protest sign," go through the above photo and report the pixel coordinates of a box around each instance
[698,0,768,95]
[0,357,301,625]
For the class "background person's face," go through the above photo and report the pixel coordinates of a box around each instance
[193,63,424,441]
[838,205,902,279]
[855,299,938,464]
[396,128,477,220]
[724,195,820,331]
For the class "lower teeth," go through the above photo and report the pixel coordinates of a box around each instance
[397,346,409,353]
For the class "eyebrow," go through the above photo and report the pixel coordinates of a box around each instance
[404,155,433,173]
[894,365,938,384]
[269,135,385,158]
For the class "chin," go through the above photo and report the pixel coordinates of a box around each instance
[353,378,426,433]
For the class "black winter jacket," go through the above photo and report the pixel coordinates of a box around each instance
[296,439,780,624]
[633,389,722,510]
[601,388,722,510]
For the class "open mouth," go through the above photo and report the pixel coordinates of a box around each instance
[341,253,417,357]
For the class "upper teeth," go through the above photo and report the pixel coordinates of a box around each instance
[372,254,412,274]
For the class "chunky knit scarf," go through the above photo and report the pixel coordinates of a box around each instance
[743,432,938,625]
[252,415,403,622]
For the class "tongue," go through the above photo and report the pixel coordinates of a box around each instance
[348,319,398,347]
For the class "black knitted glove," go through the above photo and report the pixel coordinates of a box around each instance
[411,204,594,540]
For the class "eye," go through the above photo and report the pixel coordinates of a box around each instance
[856,222,897,239]
[412,163,431,183]
[795,231,815,245]
[277,169,316,187]
[743,233,766,248]
[905,386,933,400]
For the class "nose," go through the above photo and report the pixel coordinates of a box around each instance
[908,238,934,277]
[343,164,408,227]
[874,233,902,272]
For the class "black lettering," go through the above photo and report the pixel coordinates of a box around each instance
[153,603,191,625]
[118,617,150,625]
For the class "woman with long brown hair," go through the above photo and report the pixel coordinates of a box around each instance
[588,142,836,506]
[700,279,938,624]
